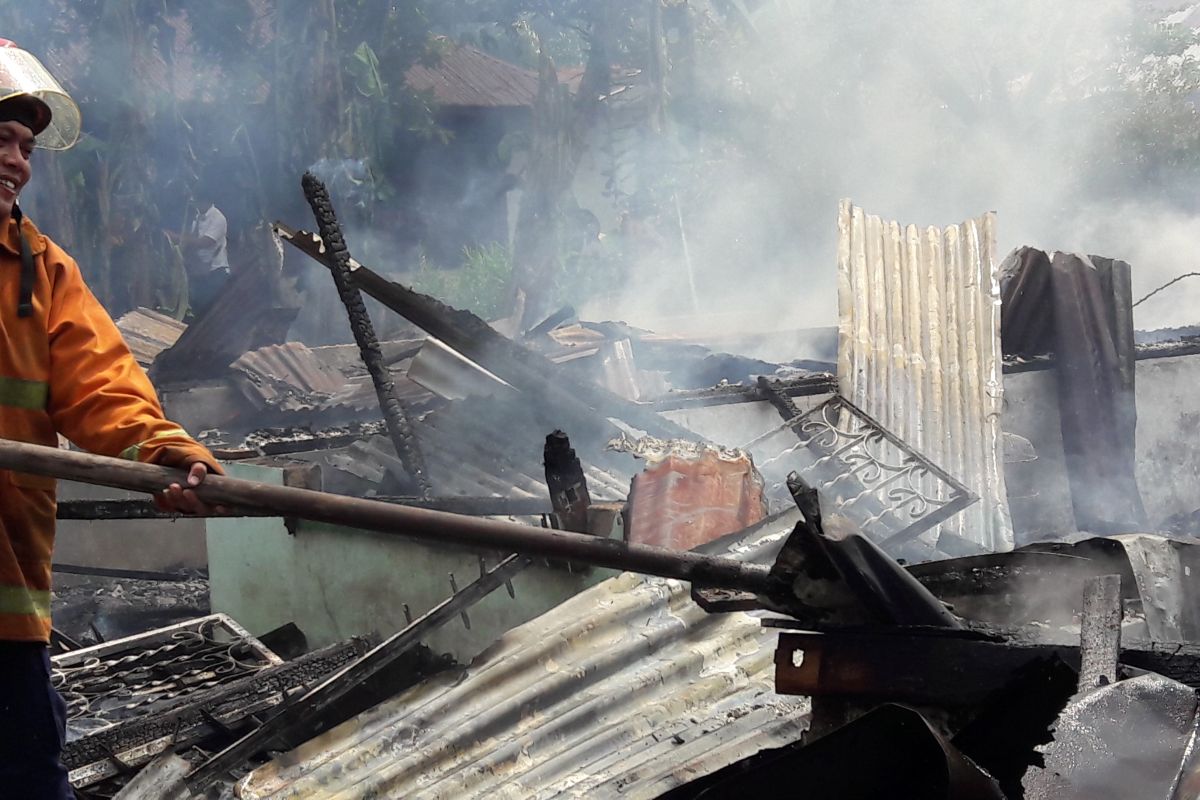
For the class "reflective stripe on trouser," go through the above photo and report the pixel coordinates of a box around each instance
[0,584,51,621]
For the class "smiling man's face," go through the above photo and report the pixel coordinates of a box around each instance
[0,119,33,226]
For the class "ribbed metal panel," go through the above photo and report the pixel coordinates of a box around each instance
[836,200,1013,552]
[236,513,809,800]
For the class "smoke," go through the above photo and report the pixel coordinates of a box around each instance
[1074,202,1200,326]
[11,1,1199,338]
[583,0,1200,337]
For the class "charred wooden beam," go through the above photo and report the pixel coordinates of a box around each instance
[1078,574,1122,692]
[650,375,835,411]
[52,563,194,582]
[211,422,389,459]
[57,495,555,521]
[301,175,431,498]
[274,222,698,443]
[755,374,804,420]
[775,629,1200,705]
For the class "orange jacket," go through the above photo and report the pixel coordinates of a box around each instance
[0,214,219,642]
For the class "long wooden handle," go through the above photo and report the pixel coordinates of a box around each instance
[0,438,774,593]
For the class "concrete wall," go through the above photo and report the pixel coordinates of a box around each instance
[1001,370,1077,543]
[207,464,616,660]
[54,480,207,572]
[1133,355,1200,523]
[1001,354,1200,542]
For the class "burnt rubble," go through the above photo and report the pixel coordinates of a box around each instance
[57,191,1200,800]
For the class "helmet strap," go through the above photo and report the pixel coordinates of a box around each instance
[12,203,34,317]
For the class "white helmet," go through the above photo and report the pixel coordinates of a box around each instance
[0,38,80,150]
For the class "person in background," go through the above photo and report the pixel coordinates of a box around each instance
[170,176,230,316]
[0,39,222,798]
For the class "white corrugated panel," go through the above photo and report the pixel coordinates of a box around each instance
[237,512,809,800]
[836,200,1013,552]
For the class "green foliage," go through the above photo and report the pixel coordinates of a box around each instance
[349,42,387,99]
[407,232,620,321]
[7,0,1200,324]
[409,243,513,320]
[554,231,624,310]
[0,0,445,315]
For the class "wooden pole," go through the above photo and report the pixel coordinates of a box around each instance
[0,438,773,593]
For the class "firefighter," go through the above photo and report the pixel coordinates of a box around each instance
[0,40,222,798]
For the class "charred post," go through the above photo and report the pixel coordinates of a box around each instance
[544,430,591,533]
[300,173,431,498]
[1078,574,1122,692]
[274,222,698,444]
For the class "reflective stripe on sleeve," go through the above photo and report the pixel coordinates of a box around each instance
[118,427,192,461]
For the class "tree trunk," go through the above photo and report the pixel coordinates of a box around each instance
[508,9,613,330]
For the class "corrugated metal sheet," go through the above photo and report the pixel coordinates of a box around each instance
[151,243,301,384]
[114,307,187,368]
[230,342,349,410]
[329,387,634,501]
[998,248,1145,532]
[322,370,434,414]
[237,512,809,800]
[836,200,1013,552]
[406,42,540,108]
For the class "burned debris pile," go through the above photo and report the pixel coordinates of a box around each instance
[57,189,1200,800]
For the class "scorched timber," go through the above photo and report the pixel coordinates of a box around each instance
[774,629,1200,704]
[273,222,696,443]
[301,174,431,497]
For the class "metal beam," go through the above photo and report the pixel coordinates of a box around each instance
[774,628,1200,703]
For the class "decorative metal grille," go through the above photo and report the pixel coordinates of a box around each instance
[52,614,281,739]
[748,394,977,550]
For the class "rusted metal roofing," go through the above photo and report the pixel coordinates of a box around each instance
[624,439,767,551]
[836,200,1013,552]
[406,42,540,108]
[150,251,302,384]
[236,510,807,800]
[230,342,349,410]
[321,389,633,501]
[114,307,187,368]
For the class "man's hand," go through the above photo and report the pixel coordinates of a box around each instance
[153,461,226,515]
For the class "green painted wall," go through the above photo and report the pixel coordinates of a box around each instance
[208,463,615,661]
[206,463,299,638]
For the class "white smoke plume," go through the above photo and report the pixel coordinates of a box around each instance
[585,0,1200,337]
